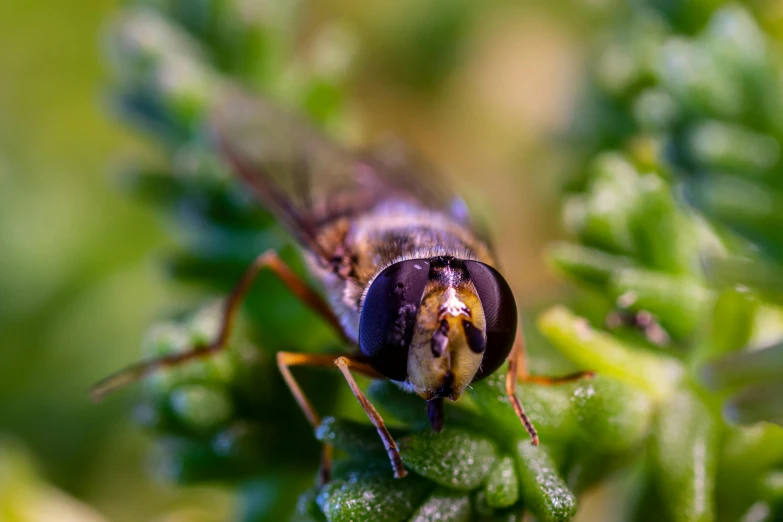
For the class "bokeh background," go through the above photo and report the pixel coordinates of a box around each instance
[2,1,783,521]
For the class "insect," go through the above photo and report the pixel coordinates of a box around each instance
[92,88,592,481]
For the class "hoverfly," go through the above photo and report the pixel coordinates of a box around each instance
[92,88,592,480]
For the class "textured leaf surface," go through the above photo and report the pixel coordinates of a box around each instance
[516,442,577,522]
[316,472,431,522]
[568,376,654,454]
[408,489,472,522]
[399,428,497,490]
[469,371,575,447]
[315,417,388,457]
[484,456,519,509]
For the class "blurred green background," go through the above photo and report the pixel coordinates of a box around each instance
[2,1,783,521]
[0,0,229,520]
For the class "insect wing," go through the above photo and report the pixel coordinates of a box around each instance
[211,88,473,260]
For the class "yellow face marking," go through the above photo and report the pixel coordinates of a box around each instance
[406,279,486,401]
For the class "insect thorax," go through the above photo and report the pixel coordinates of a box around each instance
[306,201,494,344]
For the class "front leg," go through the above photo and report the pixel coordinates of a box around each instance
[335,356,407,479]
[504,327,595,445]
[91,249,349,400]
[277,352,405,480]
[505,329,540,445]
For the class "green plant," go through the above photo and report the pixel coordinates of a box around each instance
[554,2,783,520]
[568,0,783,432]
[106,1,783,521]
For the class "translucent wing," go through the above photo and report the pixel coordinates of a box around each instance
[210,88,472,262]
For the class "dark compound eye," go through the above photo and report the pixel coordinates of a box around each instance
[464,261,518,381]
[359,259,431,380]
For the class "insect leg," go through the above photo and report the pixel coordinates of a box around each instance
[514,328,595,385]
[334,356,407,479]
[277,352,343,485]
[505,327,595,445]
[277,352,386,483]
[520,371,596,386]
[91,249,349,401]
[505,329,540,446]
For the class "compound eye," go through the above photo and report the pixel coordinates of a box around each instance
[359,259,431,380]
[464,261,518,381]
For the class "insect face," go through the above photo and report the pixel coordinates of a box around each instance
[359,256,518,402]
[406,258,487,401]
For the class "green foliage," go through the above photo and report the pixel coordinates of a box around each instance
[515,443,576,522]
[408,489,472,522]
[573,0,783,426]
[484,457,519,509]
[398,429,497,491]
[106,0,783,521]
[315,471,431,522]
[555,2,783,520]
[651,390,718,522]
[537,306,682,400]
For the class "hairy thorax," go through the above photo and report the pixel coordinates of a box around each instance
[306,200,495,345]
